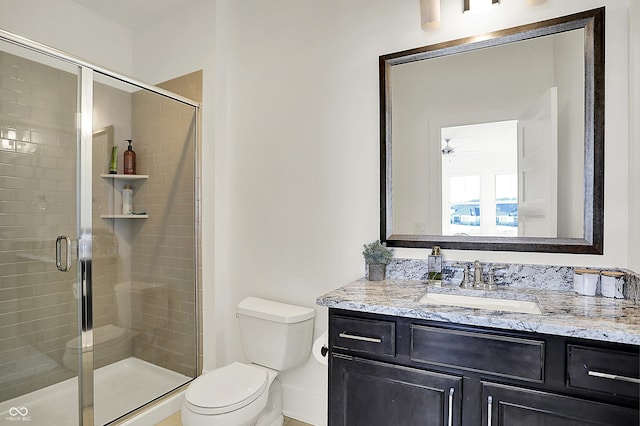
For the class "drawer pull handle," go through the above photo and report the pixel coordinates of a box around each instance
[338,332,382,343]
[487,396,493,426]
[587,369,640,384]
[447,388,454,426]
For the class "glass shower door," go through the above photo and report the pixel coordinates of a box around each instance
[0,41,83,426]
[90,71,198,425]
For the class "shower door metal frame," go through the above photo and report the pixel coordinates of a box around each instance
[0,27,201,426]
[78,65,95,426]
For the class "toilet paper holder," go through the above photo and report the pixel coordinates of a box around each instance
[313,331,329,365]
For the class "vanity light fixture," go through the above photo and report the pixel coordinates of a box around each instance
[463,0,499,13]
[420,0,441,30]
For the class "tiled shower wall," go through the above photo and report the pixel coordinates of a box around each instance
[158,71,203,376]
[0,51,78,401]
[127,71,201,377]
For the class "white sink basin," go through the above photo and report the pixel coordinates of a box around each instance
[419,292,543,315]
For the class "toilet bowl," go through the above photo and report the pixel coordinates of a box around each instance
[182,362,280,426]
[181,297,315,426]
[62,324,132,371]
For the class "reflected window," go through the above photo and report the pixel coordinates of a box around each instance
[495,173,518,235]
[446,175,481,234]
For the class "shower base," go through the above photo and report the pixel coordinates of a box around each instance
[0,357,191,426]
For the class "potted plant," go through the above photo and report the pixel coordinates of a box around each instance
[362,240,393,281]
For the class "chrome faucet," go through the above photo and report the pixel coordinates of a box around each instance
[486,264,507,289]
[473,260,498,290]
[473,260,483,286]
[458,261,499,290]
[459,263,473,289]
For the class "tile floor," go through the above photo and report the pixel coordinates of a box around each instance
[155,411,312,426]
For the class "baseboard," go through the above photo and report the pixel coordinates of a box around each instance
[119,389,185,426]
[281,382,326,426]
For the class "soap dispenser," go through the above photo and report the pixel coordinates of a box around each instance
[123,139,136,175]
[428,246,443,281]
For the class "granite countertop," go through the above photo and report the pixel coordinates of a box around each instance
[316,278,640,345]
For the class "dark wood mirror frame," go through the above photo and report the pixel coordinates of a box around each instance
[380,7,604,254]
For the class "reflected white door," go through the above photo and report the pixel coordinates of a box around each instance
[517,87,558,237]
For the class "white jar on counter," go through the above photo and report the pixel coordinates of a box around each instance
[600,271,625,298]
[573,268,600,296]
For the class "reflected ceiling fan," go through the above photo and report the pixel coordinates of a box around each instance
[442,138,455,155]
[441,137,481,156]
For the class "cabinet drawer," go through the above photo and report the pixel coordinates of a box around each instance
[410,324,544,382]
[331,315,395,356]
[567,344,640,399]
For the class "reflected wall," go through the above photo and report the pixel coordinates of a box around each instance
[391,29,585,239]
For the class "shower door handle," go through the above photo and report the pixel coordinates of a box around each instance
[56,236,72,272]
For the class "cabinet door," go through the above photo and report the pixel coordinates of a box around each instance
[482,382,638,426]
[330,354,461,426]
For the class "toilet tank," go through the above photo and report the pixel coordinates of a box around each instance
[237,297,315,371]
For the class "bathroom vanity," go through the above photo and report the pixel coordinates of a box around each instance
[317,279,640,426]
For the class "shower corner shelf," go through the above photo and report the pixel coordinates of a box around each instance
[100,173,149,219]
[100,173,149,180]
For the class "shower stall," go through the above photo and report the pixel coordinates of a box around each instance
[0,30,200,425]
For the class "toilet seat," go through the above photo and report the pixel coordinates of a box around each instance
[184,362,269,415]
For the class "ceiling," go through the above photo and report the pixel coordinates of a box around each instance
[72,0,200,29]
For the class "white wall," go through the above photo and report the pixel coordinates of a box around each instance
[630,0,640,273]
[1,0,636,424]
[0,0,133,74]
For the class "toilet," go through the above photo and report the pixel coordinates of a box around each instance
[181,297,315,426]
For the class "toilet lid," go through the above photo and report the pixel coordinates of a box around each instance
[185,362,268,415]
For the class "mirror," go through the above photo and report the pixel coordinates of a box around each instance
[380,8,604,253]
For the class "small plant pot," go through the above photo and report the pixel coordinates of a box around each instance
[368,263,386,281]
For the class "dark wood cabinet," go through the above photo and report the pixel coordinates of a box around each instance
[331,354,461,426]
[328,309,639,426]
[482,382,638,425]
